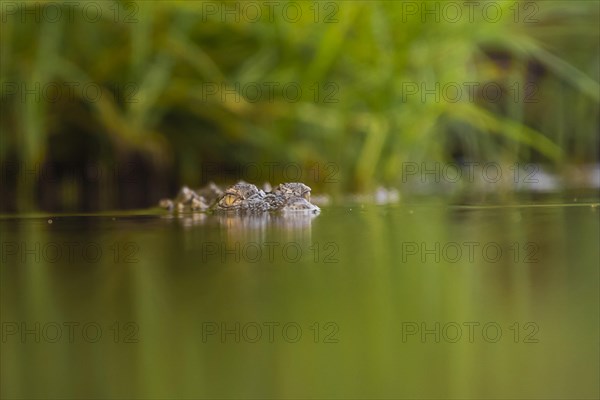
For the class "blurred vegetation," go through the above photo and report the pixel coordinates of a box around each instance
[1,0,599,211]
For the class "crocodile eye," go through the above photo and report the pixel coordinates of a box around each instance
[222,194,238,206]
[302,192,310,201]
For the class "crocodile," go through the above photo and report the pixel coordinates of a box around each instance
[159,182,320,214]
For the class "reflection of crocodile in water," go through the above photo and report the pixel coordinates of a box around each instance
[159,182,320,214]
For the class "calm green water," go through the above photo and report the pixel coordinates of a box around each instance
[1,198,599,399]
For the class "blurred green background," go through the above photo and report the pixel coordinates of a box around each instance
[1,0,599,211]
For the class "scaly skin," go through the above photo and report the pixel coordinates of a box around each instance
[160,181,320,214]
[274,182,312,202]
[215,182,265,211]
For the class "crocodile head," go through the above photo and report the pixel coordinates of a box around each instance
[162,181,321,214]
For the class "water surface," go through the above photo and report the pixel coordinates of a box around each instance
[1,197,599,399]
